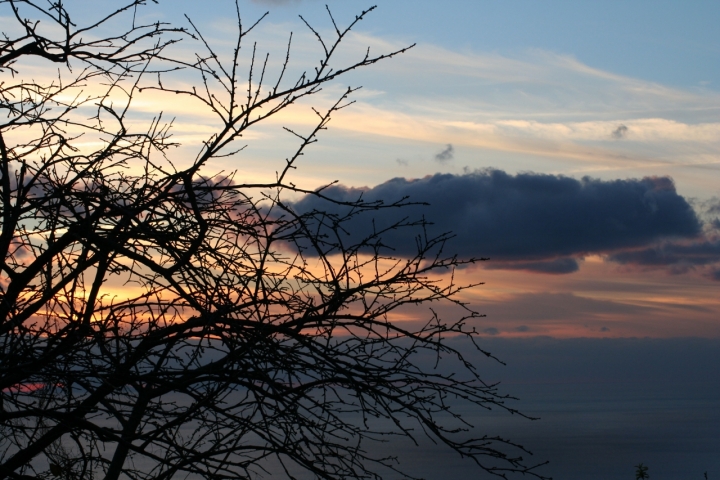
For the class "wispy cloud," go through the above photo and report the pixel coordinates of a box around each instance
[434,144,454,163]
[612,125,629,139]
[302,34,720,192]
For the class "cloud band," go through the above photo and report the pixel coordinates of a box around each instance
[290,170,702,273]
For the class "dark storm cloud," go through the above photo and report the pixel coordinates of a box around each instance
[609,240,720,267]
[434,144,454,163]
[289,170,701,273]
[607,238,720,278]
[612,124,628,139]
[605,196,720,276]
[603,197,720,278]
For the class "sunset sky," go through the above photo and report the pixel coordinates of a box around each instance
[141,0,720,339]
[6,1,719,478]
[154,4,720,473]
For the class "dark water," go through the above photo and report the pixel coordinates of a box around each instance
[44,337,720,479]
[379,337,720,480]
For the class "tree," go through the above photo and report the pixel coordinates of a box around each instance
[0,1,547,479]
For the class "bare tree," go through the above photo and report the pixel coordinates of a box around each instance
[0,1,547,479]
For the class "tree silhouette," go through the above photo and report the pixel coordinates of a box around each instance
[635,463,649,480]
[0,1,546,479]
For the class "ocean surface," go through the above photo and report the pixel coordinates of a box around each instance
[33,337,720,479]
[374,337,720,480]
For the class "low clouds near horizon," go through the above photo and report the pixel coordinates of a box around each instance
[609,239,720,278]
[289,169,720,278]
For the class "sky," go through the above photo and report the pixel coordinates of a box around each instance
[9,0,713,337]
[6,1,718,478]
[157,3,720,475]
[130,0,720,339]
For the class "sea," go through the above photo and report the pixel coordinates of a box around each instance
[377,337,720,480]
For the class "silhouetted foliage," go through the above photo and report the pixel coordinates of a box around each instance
[635,463,649,480]
[0,1,546,479]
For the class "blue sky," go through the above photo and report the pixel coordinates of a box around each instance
[43,0,720,337]
[178,0,720,195]
[147,0,720,338]
[237,1,720,90]
[4,2,719,477]
[139,1,720,187]
[170,3,720,469]
[370,1,720,89]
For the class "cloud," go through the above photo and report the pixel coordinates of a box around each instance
[607,239,720,277]
[480,292,656,323]
[396,158,409,166]
[485,257,580,275]
[607,198,720,280]
[611,124,628,139]
[289,170,701,273]
[604,196,720,277]
[483,327,500,336]
[434,144,454,163]
[609,240,720,267]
